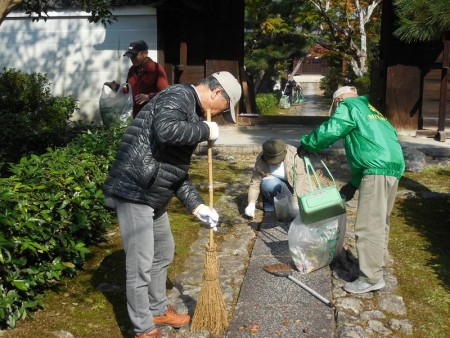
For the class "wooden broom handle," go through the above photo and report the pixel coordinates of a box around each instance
[207,109,214,245]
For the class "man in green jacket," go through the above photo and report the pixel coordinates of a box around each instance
[297,86,405,294]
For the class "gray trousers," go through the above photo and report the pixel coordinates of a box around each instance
[114,198,174,334]
[354,175,399,283]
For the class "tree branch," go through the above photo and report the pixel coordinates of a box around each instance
[0,0,23,25]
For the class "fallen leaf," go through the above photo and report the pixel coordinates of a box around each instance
[239,325,247,331]
[250,325,259,334]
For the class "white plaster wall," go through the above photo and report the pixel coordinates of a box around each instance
[0,6,157,123]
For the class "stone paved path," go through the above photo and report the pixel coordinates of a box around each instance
[159,153,258,338]
[156,150,416,338]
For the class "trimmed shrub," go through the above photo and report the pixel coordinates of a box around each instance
[0,68,80,174]
[256,92,279,115]
[0,127,123,329]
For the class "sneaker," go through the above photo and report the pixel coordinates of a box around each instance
[153,304,190,328]
[135,329,163,338]
[343,278,386,294]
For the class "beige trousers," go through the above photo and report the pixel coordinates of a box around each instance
[354,175,399,283]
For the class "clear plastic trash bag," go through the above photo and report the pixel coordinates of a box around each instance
[278,95,291,109]
[99,83,133,127]
[288,213,346,274]
[274,192,299,223]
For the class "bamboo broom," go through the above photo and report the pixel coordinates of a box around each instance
[190,109,228,336]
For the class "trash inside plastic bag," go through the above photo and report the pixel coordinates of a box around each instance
[288,213,346,274]
[99,83,133,127]
[278,95,291,109]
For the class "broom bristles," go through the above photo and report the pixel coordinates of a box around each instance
[190,280,228,335]
[191,243,229,336]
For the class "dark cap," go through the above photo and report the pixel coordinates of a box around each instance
[262,139,287,164]
[123,40,148,57]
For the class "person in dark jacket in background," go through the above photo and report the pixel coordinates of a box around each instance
[284,77,296,105]
[103,71,242,338]
[297,86,405,295]
[105,40,169,118]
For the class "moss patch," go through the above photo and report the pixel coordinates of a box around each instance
[2,155,252,338]
[390,165,450,337]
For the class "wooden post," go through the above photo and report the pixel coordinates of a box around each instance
[437,33,449,141]
[177,42,188,84]
[240,68,256,115]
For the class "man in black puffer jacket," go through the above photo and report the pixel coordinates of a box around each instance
[103,71,242,338]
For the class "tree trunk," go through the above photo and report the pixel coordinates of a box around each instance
[256,70,275,94]
[0,0,22,25]
[311,0,380,78]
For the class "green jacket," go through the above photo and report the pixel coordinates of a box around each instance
[301,96,405,187]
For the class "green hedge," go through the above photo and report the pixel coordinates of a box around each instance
[0,68,84,175]
[255,92,279,115]
[0,127,123,329]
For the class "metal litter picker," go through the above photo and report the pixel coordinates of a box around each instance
[263,263,335,308]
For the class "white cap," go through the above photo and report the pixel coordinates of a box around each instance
[333,86,357,100]
[329,86,358,115]
[212,71,242,123]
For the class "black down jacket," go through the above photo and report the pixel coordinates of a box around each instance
[103,84,211,214]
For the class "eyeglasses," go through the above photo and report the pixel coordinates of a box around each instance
[222,94,230,113]
[129,51,142,60]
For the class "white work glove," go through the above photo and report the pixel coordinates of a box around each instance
[244,202,256,218]
[203,121,219,141]
[193,204,219,231]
